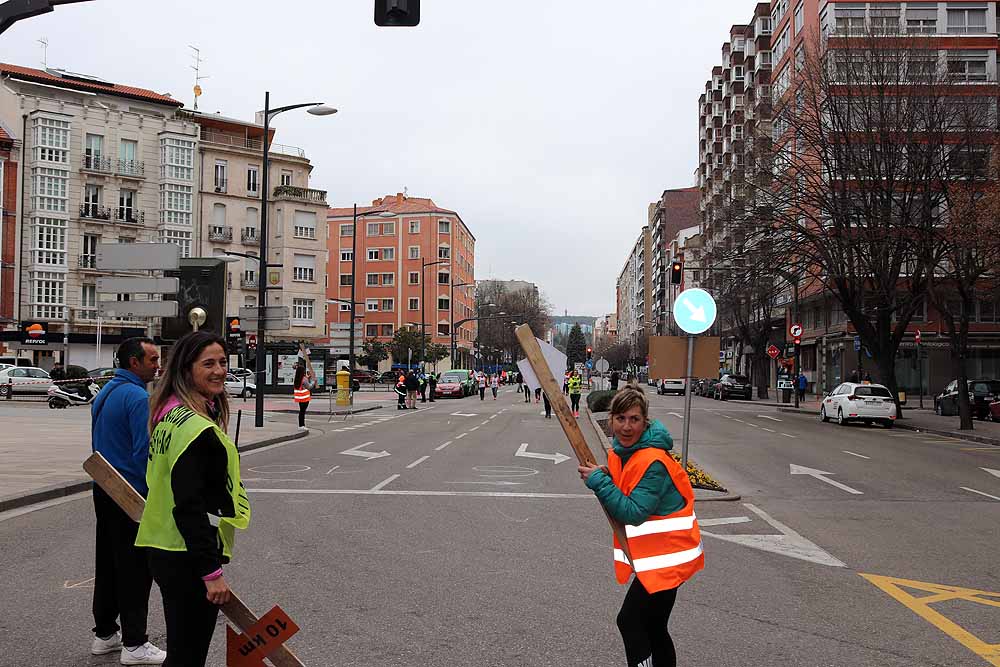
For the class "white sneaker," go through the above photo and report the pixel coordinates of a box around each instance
[298,425,309,430]
[120,642,166,665]
[91,632,122,655]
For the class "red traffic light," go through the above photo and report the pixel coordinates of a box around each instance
[793,337,801,346]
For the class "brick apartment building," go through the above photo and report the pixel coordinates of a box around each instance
[0,123,18,339]
[326,194,476,372]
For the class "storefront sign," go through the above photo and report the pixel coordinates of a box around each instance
[21,321,48,346]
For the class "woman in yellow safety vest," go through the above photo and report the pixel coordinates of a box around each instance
[293,362,315,430]
[577,385,703,667]
[137,331,251,667]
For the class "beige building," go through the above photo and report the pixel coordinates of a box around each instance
[616,225,652,356]
[189,111,328,341]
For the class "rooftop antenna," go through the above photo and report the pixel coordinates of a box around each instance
[188,45,209,111]
[38,37,48,68]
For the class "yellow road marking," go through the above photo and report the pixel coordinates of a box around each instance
[860,573,1000,665]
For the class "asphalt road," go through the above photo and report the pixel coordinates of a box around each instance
[0,387,998,666]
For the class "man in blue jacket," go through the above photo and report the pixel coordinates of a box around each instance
[90,337,167,665]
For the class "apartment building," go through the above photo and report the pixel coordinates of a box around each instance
[0,123,18,333]
[593,313,618,350]
[0,63,199,367]
[326,193,476,371]
[616,225,652,357]
[189,111,328,341]
[649,187,700,335]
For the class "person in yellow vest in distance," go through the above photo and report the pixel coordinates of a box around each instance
[137,332,251,667]
[577,385,703,667]
[568,370,583,417]
[293,362,315,430]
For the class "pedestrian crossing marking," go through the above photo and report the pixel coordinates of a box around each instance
[860,573,1000,666]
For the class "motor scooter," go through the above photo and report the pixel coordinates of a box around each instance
[47,379,101,409]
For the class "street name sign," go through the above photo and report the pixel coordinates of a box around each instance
[97,277,179,293]
[239,305,290,320]
[95,243,180,271]
[673,288,717,335]
[242,319,291,332]
[99,300,178,318]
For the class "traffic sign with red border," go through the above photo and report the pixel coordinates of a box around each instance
[790,323,803,337]
[767,344,781,360]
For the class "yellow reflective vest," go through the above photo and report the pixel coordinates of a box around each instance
[568,375,583,395]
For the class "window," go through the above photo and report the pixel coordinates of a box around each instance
[33,116,70,164]
[381,324,394,337]
[870,4,900,33]
[793,2,804,32]
[81,234,98,268]
[159,230,192,258]
[381,272,395,286]
[83,184,101,216]
[908,54,938,81]
[340,250,353,262]
[948,50,989,81]
[81,284,97,318]
[31,271,65,319]
[713,102,723,116]
[438,245,451,259]
[979,300,997,323]
[367,273,379,286]
[408,297,419,310]
[32,167,68,212]
[119,139,137,164]
[906,6,937,34]
[408,220,420,233]
[214,160,228,192]
[160,183,193,225]
[381,221,395,236]
[280,170,293,186]
[292,298,314,325]
[437,271,450,285]
[759,51,773,68]
[366,298,379,312]
[85,133,103,165]
[948,5,987,33]
[293,211,317,239]
[368,249,381,261]
[733,94,745,109]
[409,245,420,259]
[773,26,790,63]
[293,254,316,282]
[337,302,350,312]
[32,217,66,266]
[247,166,259,194]
[339,274,353,286]
[733,66,745,81]
[160,137,195,181]
[119,189,137,222]
[408,271,420,285]
[438,219,451,234]
[835,3,866,34]
[438,323,450,336]
[366,324,379,337]
[438,296,450,310]
[381,247,395,260]
[339,223,354,237]
[949,144,990,177]
[758,16,772,35]
[367,222,380,236]
[381,298,394,312]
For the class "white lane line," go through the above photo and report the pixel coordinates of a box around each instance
[758,415,783,422]
[489,414,498,420]
[961,487,1000,501]
[481,420,490,426]
[746,423,759,429]
[843,451,871,460]
[723,415,733,419]
[406,456,430,469]
[248,488,593,499]
[469,426,480,432]
[456,433,467,440]
[698,516,752,527]
[668,412,684,419]
[370,475,400,492]
[733,419,746,424]
[325,465,341,474]
[435,441,453,451]
[761,427,776,433]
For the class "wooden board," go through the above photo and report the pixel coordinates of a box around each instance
[82,452,305,667]
[648,336,721,379]
[514,325,634,565]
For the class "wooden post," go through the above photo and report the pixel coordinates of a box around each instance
[83,452,305,667]
[514,325,633,565]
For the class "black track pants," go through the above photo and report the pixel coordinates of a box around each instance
[616,579,678,667]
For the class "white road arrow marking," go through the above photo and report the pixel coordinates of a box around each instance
[961,487,1000,501]
[515,443,571,465]
[790,464,863,495]
[340,441,391,460]
[681,298,707,322]
[701,504,846,567]
[843,451,871,460]
[63,577,95,589]
[698,516,751,527]
[758,415,783,422]
[668,412,684,419]
[982,468,1000,480]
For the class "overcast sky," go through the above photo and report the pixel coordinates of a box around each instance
[1,0,750,317]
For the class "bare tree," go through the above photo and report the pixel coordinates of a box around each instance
[716,271,784,399]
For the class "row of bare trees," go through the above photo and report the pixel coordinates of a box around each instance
[474,282,552,368]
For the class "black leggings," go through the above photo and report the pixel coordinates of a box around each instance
[617,579,678,667]
[298,401,308,427]
[570,394,581,412]
[524,386,531,402]
[149,550,220,667]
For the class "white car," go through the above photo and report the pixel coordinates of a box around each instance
[820,382,897,428]
[0,366,52,396]
[225,373,256,398]
[658,379,686,396]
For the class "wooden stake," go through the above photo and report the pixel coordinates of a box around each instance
[514,325,633,565]
[82,452,306,667]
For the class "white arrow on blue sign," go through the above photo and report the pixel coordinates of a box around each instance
[673,288,718,335]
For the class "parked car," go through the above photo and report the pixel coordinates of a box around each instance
[820,382,897,428]
[352,370,377,384]
[988,399,1000,422]
[229,367,253,379]
[378,371,400,384]
[657,379,686,396]
[225,373,256,398]
[88,367,117,378]
[700,378,720,398]
[435,369,475,398]
[934,379,1000,420]
[0,366,52,396]
[714,374,752,401]
[0,356,33,367]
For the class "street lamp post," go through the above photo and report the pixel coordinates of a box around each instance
[252,92,335,427]
[450,280,475,368]
[420,258,449,367]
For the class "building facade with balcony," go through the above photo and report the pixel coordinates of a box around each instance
[326,193,476,371]
[188,111,329,342]
[649,187,700,335]
[0,63,199,367]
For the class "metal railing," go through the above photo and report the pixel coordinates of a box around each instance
[241,229,260,245]
[78,255,96,269]
[114,208,144,224]
[82,154,112,173]
[272,185,327,204]
[200,131,307,159]
[240,276,259,289]
[80,203,111,220]
[209,227,233,242]
[117,159,144,177]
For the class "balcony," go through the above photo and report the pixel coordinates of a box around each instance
[208,226,233,242]
[82,154,113,173]
[80,203,111,221]
[200,130,307,159]
[114,208,144,224]
[241,228,260,245]
[117,159,145,178]
[240,276,259,289]
[78,254,96,269]
[272,185,327,205]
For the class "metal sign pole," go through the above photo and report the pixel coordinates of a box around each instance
[681,334,695,470]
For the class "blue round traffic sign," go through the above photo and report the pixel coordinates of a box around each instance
[673,288,718,335]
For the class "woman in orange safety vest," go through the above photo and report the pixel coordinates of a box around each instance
[292,362,315,430]
[577,384,703,667]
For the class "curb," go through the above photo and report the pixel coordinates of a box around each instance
[0,429,311,514]
[892,422,1000,447]
[267,404,383,416]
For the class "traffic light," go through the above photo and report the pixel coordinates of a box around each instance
[670,261,683,285]
[586,347,593,361]
[375,0,419,26]
[793,336,801,346]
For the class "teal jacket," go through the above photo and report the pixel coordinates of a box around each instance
[585,420,684,526]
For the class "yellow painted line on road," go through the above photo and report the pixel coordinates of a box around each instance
[861,573,1000,666]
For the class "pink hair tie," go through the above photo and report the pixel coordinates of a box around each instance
[201,568,224,582]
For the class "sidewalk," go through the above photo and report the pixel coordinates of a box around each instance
[0,405,308,513]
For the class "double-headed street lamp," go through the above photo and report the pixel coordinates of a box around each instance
[421,258,449,366]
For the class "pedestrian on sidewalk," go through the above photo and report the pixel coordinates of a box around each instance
[419,371,428,403]
[611,369,621,391]
[478,372,487,401]
[563,371,570,395]
[395,376,407,410]
[577,386,703,667]
[293,363,315,430]
[523,381,532,403]
[428,372,437,402]
[405,371,419,409]
[491,374,499,400]
[89,336,166,665]
[534,386,542,403]
[797,372,807,403]
[138,331,251,667]
[543,392,552,419]
[569,370,583,417]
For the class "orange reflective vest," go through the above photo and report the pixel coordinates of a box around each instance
[293,381,311,403]
[607,447,704,593]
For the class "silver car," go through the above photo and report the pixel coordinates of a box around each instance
[0,366,52,396]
